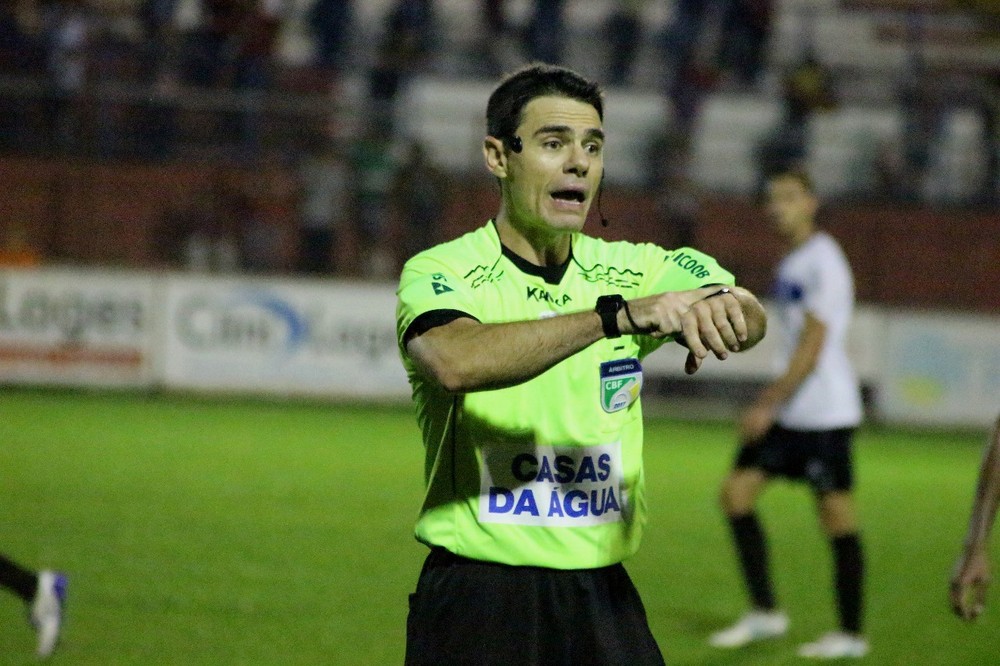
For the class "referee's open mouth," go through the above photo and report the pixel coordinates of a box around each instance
[550,188,588,209]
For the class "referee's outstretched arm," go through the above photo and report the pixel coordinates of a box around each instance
[406,284,766,394]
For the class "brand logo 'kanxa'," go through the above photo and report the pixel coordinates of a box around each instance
[526,286,572,306]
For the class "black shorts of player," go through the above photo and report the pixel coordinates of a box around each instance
[735,425,857,493]
[405,547,665,666]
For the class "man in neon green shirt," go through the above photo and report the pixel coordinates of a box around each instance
[396,63,767,665]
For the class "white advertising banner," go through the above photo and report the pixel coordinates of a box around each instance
[0,268,158,387]
[160,276,410,399]
[877,311,1000,428]
[4,268,998,428]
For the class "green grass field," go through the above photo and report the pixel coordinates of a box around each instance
[1,389,996,665]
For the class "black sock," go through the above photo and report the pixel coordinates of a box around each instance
[728,513,776,610]
[831,533,864,634]
[0,554,38,601]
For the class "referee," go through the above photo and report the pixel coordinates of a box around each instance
[396,63,767,665]
[708,168,868,659]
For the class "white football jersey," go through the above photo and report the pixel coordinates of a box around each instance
[771,231,863,429]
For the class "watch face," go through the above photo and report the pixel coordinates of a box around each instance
[596,295,623,338]
[598,295,623,312]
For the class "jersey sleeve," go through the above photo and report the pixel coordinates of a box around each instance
[645,246,736,294]
[396,254,481,349]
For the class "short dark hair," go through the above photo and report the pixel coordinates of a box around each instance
[767,166,816,194]
[486,63,604,147]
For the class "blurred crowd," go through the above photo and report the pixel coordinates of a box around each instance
[0,0,777,155]
[0,0,997,277]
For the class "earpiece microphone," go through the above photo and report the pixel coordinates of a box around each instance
[508,136,522,153]
[597,174,610,227]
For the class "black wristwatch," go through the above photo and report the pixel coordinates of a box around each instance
[595,294,626,338]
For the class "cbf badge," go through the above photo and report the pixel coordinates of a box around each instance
[599,358,643,413]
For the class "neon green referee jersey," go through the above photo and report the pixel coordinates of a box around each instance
[396,221,735,569]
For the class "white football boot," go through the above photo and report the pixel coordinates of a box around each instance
[797,631,870,659]
[709,609,789,648]
[30,570,68,658]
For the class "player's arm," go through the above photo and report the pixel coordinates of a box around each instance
[950,413,1000,621]
[406,285,754,393]
[622,285,767,374]
[741,311,825,442]
[406,310,606,393]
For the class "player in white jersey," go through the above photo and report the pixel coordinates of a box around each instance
[708,168,868,660]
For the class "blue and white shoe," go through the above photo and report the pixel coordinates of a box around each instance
[30,570,67,658]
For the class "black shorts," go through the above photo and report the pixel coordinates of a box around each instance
[405,547,665,666]
[735,425,857,493]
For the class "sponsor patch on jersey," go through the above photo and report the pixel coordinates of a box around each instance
[669,249,713,280]
[599,358,642,413]
[479,442,627,528]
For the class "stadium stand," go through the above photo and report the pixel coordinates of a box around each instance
[0,0,996,309]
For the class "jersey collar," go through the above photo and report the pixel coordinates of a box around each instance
[489,220,572,285]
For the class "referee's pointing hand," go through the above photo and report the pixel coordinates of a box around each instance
[622,286,762,375]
